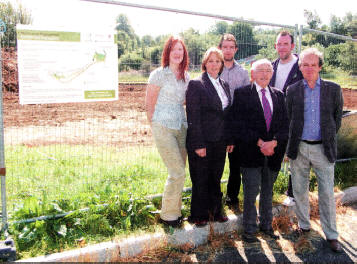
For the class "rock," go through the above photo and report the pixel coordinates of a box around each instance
[335,186,357,205]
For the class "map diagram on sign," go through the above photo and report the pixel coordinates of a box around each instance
[50,51,106,83]
[17,26,118,104]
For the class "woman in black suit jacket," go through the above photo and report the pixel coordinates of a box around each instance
[186,47,234,227]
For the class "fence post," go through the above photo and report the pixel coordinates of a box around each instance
[298,24,303,54]
[294,24,298,54]
[0,19,7,233]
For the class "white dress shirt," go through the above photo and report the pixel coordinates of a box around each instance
[208,74,229,109]
[255,82,273,114]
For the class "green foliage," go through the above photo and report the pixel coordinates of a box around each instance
[181,28,219,66]
[273,169,289,195]
[228,22,260,59]
[325,44,342,67]
[304,9,322,29]
[337,42,357,74]
[115,14,135,38]
[119,52,144,71]
[325,42,357,74]
[337,113,357,159]
[149,46,161,66]
[335,160,357,189]
[0,1,32,47]
[209,21,229,35]
[10,193,156,258]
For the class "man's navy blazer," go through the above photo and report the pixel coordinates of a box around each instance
[186,72,232,151]
[229,83,289,171]
[286,79,343,163]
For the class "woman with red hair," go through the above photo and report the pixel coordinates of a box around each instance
[146,36,189,227]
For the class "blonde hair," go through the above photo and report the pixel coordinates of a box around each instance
[201,47,224,74]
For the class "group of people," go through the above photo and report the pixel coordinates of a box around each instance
[145,32,343,253]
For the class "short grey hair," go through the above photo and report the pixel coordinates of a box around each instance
[251,59,273,71]
[298,47,324,67]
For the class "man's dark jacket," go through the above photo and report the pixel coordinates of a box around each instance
[286,79,344,163]
[229,83,288,171]
[270,54,303,94]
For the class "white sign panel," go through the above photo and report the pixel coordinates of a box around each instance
[17,25,118,104]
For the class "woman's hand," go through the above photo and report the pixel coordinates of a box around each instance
[195,148,206,157]
[145,84,161,123]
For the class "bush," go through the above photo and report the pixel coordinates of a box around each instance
[337,113,357,159]
[335,160,357,189]
[119,52,144,71]
[335,112,357,189]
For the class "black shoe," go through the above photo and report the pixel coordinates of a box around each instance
[242,233,259,243]
[188,216,208,227]
[293,227,310,237]
[327,239,343,253]
[214,215,229,223]
[159,217,182,228]
[226,197,239,206]
[284,190,294,198]
[194,220,208,227]
[260,228,279,240]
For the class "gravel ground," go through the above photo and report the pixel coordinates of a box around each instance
[122,203,357,263]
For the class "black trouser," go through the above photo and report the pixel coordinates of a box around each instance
[226,147,241,203]
[187,141,227,221]
[287,173,294,197]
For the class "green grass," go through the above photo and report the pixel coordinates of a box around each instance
[5,141,355,259]
[4,144,232,258]
[6,145,194,215]
[321,69,357,89]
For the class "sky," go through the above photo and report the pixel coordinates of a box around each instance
[6,0,357,36]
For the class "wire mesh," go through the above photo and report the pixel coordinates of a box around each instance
[0,4,356,223]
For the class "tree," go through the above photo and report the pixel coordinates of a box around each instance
[115,14,140,57]
[304,9,321,29]
[228,22,259,59]
[0,1,32,47]
[149,46,161,66]
[338,42,357,74]
[344,12,357,38]
[209,21,229,35]
[115,14,135,38]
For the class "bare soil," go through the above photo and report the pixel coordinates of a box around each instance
[2,84,154,147]
[1,47,357,147]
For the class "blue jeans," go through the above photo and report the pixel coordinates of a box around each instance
[290,142,338,240]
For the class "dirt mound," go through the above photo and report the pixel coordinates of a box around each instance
[1,47,18,92]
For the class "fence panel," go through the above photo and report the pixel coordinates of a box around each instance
[0,3,356,226]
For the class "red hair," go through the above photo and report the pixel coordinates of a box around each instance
[161,36,189,81]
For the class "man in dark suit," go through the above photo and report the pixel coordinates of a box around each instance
[270,31,304,206]
[229,59,288,242]
[286,48,343,253]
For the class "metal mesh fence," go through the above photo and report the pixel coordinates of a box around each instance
[299,27,357,91]
[0,3,356,225]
